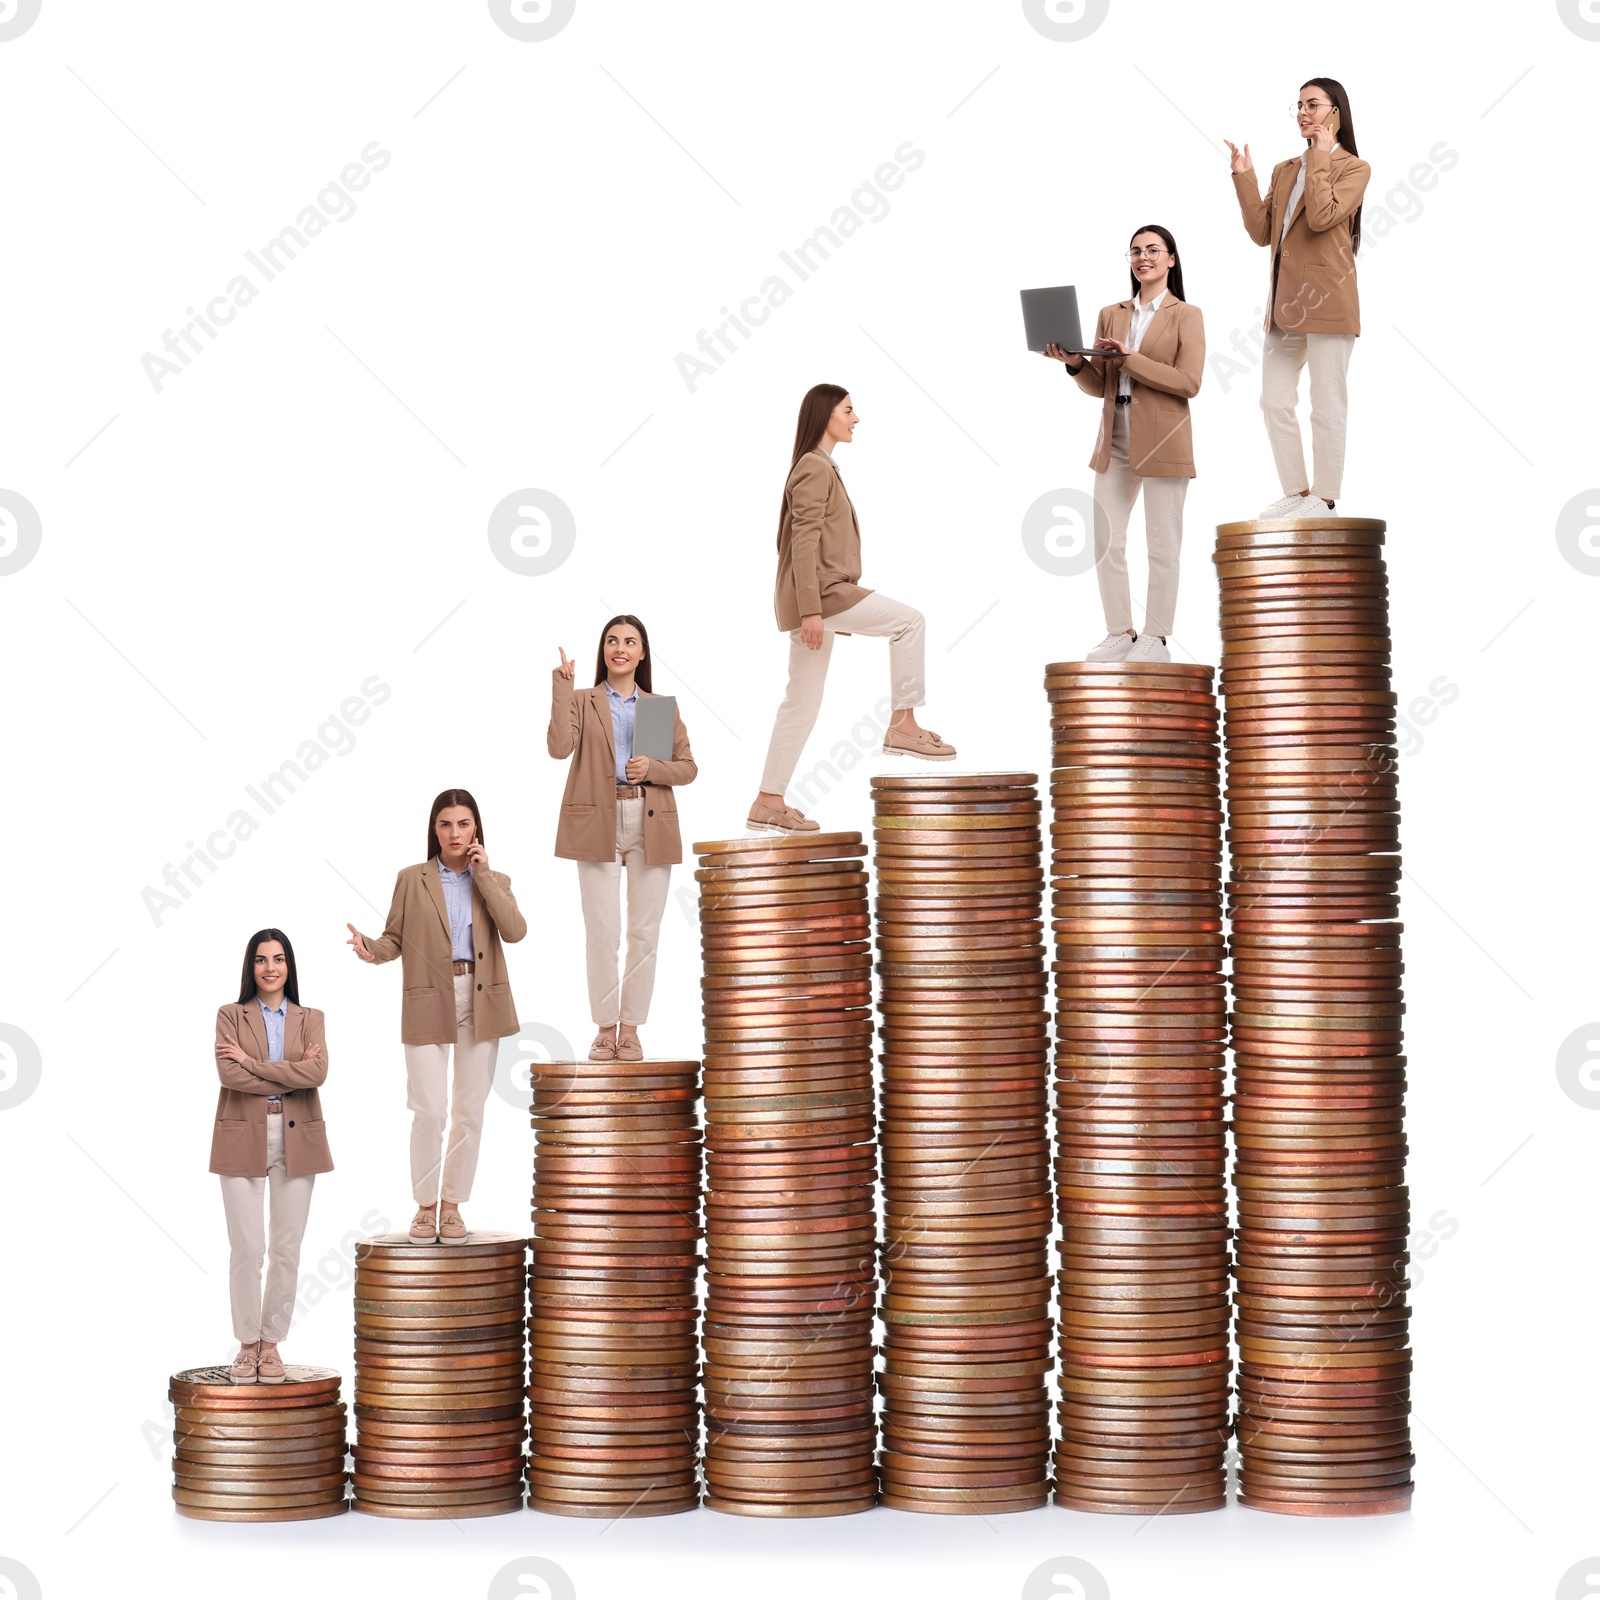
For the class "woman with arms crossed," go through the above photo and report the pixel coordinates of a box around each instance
[1226,77,1370,517]
[346,790,526,1244]
[1045,224,1205,663]
[213,928,332,1382]
[749,384,957,835]
[549,614,698,1063]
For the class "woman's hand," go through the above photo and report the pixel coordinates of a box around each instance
[1043,342,1084,370]
[556,647,576,682]
[1224,139,1252,174]
[346,923,376,962]
[625,756,651,783]
[465,841,490,871]
[219,1038,248,1065]
[1306,121,1335,153]
[1095,337,1130,359]
[304,1042,323,1063]
[800,614,824,651]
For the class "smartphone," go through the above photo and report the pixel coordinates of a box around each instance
[1310,105,1342,141]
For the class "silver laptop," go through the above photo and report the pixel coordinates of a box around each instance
[634,695,678,763]
[1020,285,1100,356]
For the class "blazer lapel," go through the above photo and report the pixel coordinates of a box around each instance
[284,1002,304,1062]
[421,861,451,942]
[1276,158,1304,237]
[241,1002,270,1063]
[590,687,616,763]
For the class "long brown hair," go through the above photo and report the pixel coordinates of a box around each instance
[237,928,300,1006]
[425,789,483,861]
[1302,76,1362,252]
[1127,224,1185,302]
[790,383,849,469]
[592,614,653,694]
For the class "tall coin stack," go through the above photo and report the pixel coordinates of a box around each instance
[1044,662,1231,1515]
[870,772,1053,1514]
[528,1056,702,1517]
[351,1231,528,1518]
[1214,516,1412,1517]
[171,1366,348,1521]
[695,831,879,1517]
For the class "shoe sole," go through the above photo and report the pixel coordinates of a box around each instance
[881,747,957,762]
[408,1232,438,1244]
[256,1372,290,1384]
[438,1233,468,1245]
[228,1373,259,1385]
[745,820,817,835]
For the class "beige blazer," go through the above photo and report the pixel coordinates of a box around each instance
[210,1002,333,1178]
[1233,145,1371,336]
[774,450,872,632]
[548,674,697,864]
[361,861,527,1044]
[1072,297,1206,478]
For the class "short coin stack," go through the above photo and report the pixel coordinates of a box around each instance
[695,831,879,1517]
[351,1231,528,1518]
[870,772,1053,1514]
[171,1366,348,1521]
[528,1056,702,1517]
[1214,516,1412,1517]
[1045,661,1231,1515]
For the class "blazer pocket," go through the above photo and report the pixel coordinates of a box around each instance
[403,985,432,997]
[215,1117,248,1128]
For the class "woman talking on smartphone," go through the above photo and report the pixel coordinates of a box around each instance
[212,928,332,1383]
[1044,224,1205,664]
[346,790,526,1244]
[1226,78,1370,518]
[548,613,697,1063]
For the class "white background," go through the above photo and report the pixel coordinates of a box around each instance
[1,3,1596,1598]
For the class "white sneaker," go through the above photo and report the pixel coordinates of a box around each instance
[1258,493,1309,518]
[1279,495,1336,520]
[1084,631,1136,662]
[1125,633,1171,663]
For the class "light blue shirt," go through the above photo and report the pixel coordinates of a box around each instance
[437,860,475,961]
[256,997,285,1104]
[605,681,638,785]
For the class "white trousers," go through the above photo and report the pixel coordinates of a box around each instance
[576,795,673,1026]
[1093,405,1189,639]
[760,590,926,795]
[402,971,499,1205]
[1261,328,1356,502]
[219,1112,315,1344]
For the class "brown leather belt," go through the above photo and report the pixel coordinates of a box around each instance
[452,959,475,975]
[267,1099,283,1115]
[615,785,644,799]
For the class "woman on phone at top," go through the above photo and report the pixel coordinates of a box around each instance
[1226,77,1370,518]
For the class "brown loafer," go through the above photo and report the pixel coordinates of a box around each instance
[616,1035,644,1062]
[588,1030,618,1062]
[747,803,820,834]
[438,1209,468,1244]
[256,1341,288,1383]
[409,1206,438,1243]
[882,727,957,761]
[229,1342,260,1384]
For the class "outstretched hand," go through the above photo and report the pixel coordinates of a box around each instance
[556,647,576,682]
[346,923,375,962]
[1224,139,1252,174]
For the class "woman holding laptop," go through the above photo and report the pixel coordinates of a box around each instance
[1044,224,1206,664]
[548,614,698,1063]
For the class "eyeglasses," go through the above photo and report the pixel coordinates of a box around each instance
[1127,247,1169,260]
[1294,99,1331,113]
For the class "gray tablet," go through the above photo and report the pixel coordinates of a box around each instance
[634,695,678,763]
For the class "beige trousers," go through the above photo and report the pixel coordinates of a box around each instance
[1261,328,1356,502]
[402,971,499,1204]
[576,795,673,1026]
[219,1112,315,1344]
[760,590,926,795]
[1093,405,1189,638]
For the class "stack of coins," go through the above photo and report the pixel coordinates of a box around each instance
[695,831,878,1517]
[528,1056,702,1517]
[351,1232,528,1518]
[870,772,1053,1514]
[1214,516,1412,1517]
[1044,662,1231,1515]
[171,1366,348,1521]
